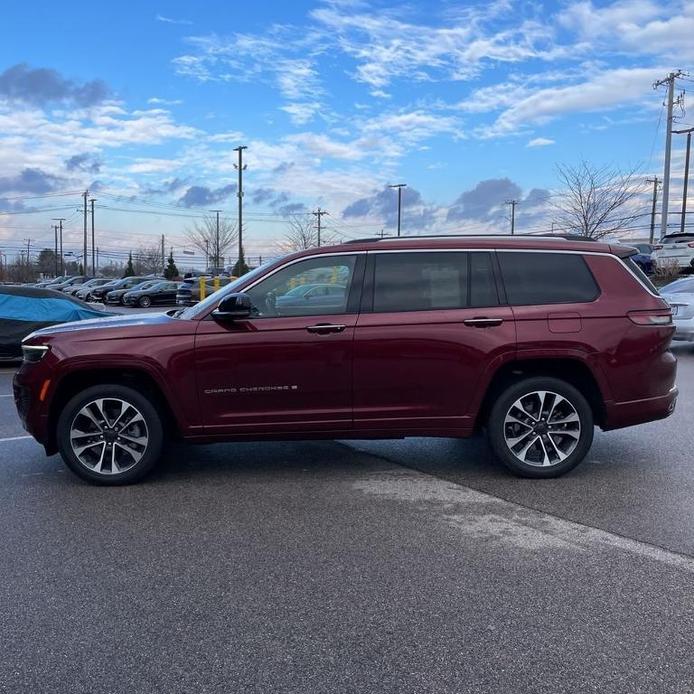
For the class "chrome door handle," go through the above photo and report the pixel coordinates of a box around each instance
[463,317,503,328]
[306,323,347,334]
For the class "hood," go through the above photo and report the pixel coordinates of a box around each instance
[25,311,175,339]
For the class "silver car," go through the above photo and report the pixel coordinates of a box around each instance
[661,277,694,342]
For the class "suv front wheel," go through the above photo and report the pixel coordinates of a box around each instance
[57,384,164,485]
[487,377,594,478]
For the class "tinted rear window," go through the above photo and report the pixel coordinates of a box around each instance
[498,252,599,305]
[373,252,468,312]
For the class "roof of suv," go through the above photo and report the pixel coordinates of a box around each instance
[314,234,621,256]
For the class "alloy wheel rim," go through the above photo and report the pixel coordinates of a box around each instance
[503,390,581,467]
[69,398,149,474]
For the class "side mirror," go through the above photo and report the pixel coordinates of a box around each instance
[212,292,253,321]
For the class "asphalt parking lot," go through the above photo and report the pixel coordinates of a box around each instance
[1,344,693,694]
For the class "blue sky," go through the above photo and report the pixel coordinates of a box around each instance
[1,0,693,264]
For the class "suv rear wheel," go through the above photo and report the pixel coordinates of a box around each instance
[57,384,164,485]
[487,377,594,478]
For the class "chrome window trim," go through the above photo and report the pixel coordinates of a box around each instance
[215,246,661,308]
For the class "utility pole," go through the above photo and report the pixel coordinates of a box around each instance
[53,218,65,274]
[646,177,660,244]
[90,198,96,275]
[82,189,89,275]
[312,208,329,246]
[233,145,248,273]
[505,200,519,235]
[161,234,165,275]
[389,183,407,237]
[654,71,686,238]
[673,128,694,234]
[210,209,222,269]
[96,247,99,273]
[53,224,59,276]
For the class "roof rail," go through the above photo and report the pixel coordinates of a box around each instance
[340,233,598,243]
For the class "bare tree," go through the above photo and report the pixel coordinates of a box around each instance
[134,244,163,275]
[185,214,237,269]
[552,161,645,239]
[277,215,336,252]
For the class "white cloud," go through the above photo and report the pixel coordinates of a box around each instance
[156,14,193,26]
[526,137,555,147]
[147,97,183,106]
[127,158,181,174]
[485,66,667,136]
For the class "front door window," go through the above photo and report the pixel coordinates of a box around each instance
[245,255,357,317]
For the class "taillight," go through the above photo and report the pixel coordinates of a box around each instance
[688,242,694,248]
[653,245,663,251]
[627,310,672,326]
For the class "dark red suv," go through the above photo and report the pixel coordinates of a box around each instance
[14,236,678,484]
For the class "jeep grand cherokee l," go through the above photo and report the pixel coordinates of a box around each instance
[14,236,678,485]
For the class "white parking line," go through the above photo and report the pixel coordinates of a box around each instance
[0,435,32,443]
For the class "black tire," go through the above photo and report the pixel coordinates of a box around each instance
[487,376,594,478]
[138,295,152,308]
[57,384,164,485]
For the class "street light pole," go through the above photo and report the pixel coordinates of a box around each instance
[389,183,407,237]
[673,128,694,235]
[90,198,96,275]
[233,145,248,274]
[52,218,65,275]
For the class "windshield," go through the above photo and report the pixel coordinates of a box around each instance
[176,260,281,319]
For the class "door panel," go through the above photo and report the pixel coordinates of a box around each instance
[194,253,364,434]
[195,314,356,433]
[353,307,515,431]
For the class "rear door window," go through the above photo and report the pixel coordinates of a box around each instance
[498,252,599,305]
[373,252,468,312]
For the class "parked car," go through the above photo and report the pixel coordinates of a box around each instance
[123,281,181,308]
[628,243,654,274]
[34,276,72,288]
[275,283,347,310]
[176,276,231,306]
[661,277,694,342]
[105,280,161,306]
[0,285,107,360]
[15,235,677,485]
[51,276,91,292]
[652,233,694,270]
[100,277,156,305]
[63,278,106,297]
[73,278,116,302]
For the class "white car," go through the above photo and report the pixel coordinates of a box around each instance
[652,233,694,270]
[661,277,694,342]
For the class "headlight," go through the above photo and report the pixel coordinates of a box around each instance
[22,344,50,363]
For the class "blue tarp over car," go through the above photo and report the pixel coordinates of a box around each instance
[0,285,109,359]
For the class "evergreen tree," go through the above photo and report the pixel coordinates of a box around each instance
[123,252,135,277]
[164,251,179,279]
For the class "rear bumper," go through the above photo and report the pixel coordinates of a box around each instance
[603,386,678,430]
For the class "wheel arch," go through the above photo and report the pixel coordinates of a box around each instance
[476,357,607,430]
[46,367,180,454]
